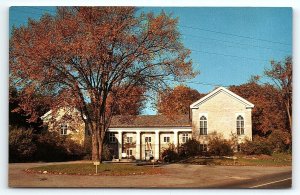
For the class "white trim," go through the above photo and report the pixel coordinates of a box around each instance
[190,87,254,109]
[108,127,192,132]
[41,107,87,121]
[236,114,245,136]
[199,114,208,135]
[41,110,52,120]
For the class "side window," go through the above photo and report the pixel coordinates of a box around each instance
[200,116,207,135]
[60,123,68,135]
[236,115,244,135]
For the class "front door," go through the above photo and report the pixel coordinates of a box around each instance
[145,150,153,160]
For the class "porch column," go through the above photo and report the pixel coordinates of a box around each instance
[118,131,123,159]
[135,131,141,160]
[173,130,179,149]
[154,130,160,160]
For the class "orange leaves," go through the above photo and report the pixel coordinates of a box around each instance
[157,85,204,115]
[108,86,146,115]
[10,7,196,124]
[229,83,287,135]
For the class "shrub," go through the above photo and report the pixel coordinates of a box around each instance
[9,127,37,162]
[161,144,179,162]
[179,139,201,158]
[208,133,234,156]
[9,126,86,162]
[101,144,113,161]
[240,136,272,155]
[34,131,85,162]
[63,137,86,160]
[267,130,291,153]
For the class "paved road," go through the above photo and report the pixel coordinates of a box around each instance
[8,162,292,188]
[212,169,292,188]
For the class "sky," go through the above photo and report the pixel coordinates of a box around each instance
[9,7,292,114]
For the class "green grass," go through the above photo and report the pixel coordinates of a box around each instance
[179,153,292,166]
[26,163,164,176]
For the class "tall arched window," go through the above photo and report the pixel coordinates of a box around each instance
[236,115,244,135]
[200,116,207,135]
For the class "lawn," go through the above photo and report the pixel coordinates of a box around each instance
[179,153,292,166]
[26,163,164,176]
[25,154,291,177]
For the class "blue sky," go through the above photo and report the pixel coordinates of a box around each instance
[9,7,292,114]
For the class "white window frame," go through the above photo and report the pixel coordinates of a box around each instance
[182,133,189,143]
[60,123,68,135]
[200,115,208,135]
[126,149,133,156]
[126,136,133,143]
[109,133,116,143]
[163,136,170,143]
[236,115,245,135]
[145,136,152,143]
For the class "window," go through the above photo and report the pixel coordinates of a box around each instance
[163,136,170,143]
[60,124,67,135]
[126,137,133,143]
[236,115,244,135]
[200,116,207,135]
[145,136,151,143]
[182,133,189,143]
[126,149,133,156]
[109,133,116,143]
[237,144,241,152]
[200,144,208,152]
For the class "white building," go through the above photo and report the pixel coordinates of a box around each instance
[42,87,254,160]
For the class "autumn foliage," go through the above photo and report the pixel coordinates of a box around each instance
[157,85,204,115]
[229,83,285,136]
[10,7,196,161]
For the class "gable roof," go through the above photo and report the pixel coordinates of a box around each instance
[110,115,191,128]
[41,107,84,121]
[190,87,254,109]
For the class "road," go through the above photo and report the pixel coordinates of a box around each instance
[8,162,292,188]
[212,169,292,188]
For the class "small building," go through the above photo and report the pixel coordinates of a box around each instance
[41,87,254,160]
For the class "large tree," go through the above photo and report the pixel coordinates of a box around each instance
[264,56,292,132]
[157,85,204,115]
[10,7,196,161]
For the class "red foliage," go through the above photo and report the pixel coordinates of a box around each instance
[157,85,204,115]
[229,82,287,136]
[10,7,196,161]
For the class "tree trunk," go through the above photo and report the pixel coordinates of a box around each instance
[91,133,100,161]
[98,141,103,163]
[285,99,292,132]
[90,121,106,163]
